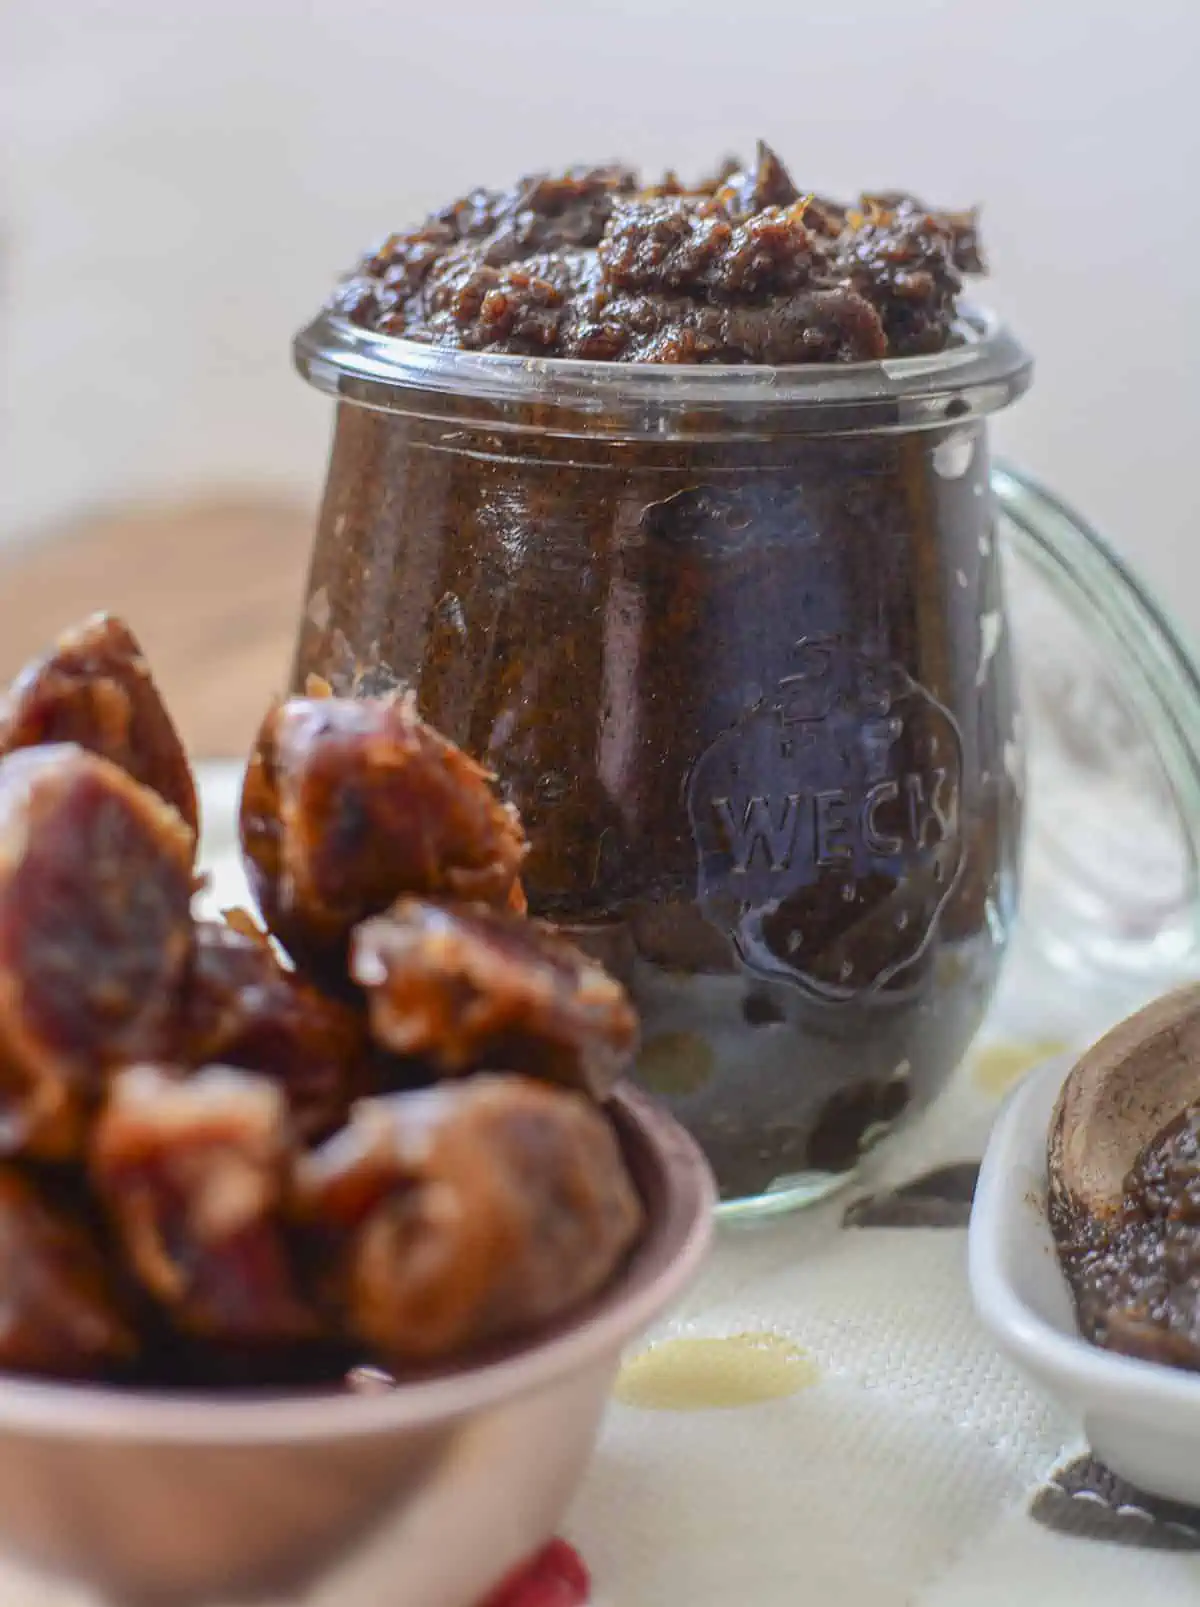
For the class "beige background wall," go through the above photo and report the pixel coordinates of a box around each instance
[4,0,1198,626]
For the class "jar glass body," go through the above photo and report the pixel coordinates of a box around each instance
[291,312,1030,1209]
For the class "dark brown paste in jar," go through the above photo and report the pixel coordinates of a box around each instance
[331,142,984,363]
[1054,1104,1200,1371]
[294,146,1023,1203]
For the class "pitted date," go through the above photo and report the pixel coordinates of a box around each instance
[182,921,368,1142]
[297,1075,643,1363]
[0,747,194,1158]
[0,614,198,837]
[92,1065,322,1346]
[240,693,526,969]
[351,898,637,1100]
[0,1166,138,1378]
[0,619,643,1389]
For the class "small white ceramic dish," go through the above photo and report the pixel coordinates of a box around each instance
[970,1052,1200,1506]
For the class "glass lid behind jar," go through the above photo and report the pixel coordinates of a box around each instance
[996,463,1200,1034]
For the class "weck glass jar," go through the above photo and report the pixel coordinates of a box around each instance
[291,305,1033,1212]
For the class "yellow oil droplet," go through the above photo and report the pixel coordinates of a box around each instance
[614,1331,819,1411]
[635,1032,715,1097]
[972,1038,1067,1097]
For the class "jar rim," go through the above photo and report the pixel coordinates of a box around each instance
[293,301,1032,439]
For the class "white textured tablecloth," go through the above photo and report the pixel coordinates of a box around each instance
[4,764,1198,1606]
[570,1020,1200,1607]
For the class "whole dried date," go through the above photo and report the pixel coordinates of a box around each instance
[0,614,198,836]
[182,920,368,1142]
[0,1166,138,1378]
[0,746,194,1158]
[92,1065,321,1346]
[298,1076,643,1363]
[352,898,637,1100]
[0,630,647,1390]
[239,694,526,969]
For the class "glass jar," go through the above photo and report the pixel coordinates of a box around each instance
[291,306,1035,1213]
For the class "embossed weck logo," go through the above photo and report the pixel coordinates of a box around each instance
[687,637,964,998]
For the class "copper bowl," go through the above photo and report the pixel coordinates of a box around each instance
[0,1086,713,1607]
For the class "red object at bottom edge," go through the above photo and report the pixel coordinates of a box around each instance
[478,1538,590,1607]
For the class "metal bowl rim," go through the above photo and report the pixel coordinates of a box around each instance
[0,1085,714,1443]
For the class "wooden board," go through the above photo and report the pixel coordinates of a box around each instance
[0,497,314,758]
